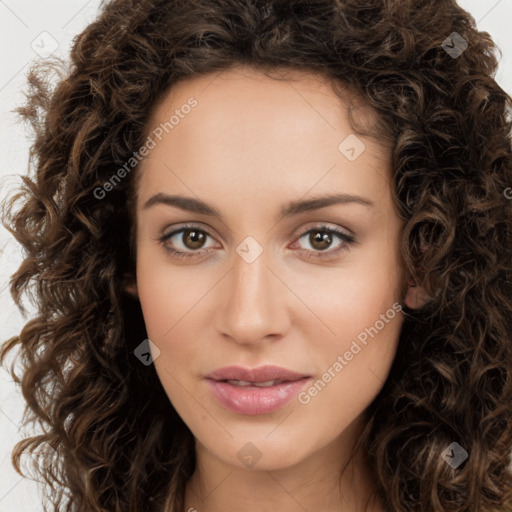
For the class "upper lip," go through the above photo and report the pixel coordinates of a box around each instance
[205,365,309,383]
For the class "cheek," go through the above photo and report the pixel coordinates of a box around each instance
[290,239,404,396]
[135,250,212,340]
[289,251,402,342]
[135,253,220,398]
[297,305,403,433]
[305,286,402,390]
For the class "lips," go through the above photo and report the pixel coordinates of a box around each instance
[205,365,309,383]
[205,365,311,415]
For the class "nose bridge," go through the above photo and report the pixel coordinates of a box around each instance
[216,240,287,344]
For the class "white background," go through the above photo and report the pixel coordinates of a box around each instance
[1,1,511,510]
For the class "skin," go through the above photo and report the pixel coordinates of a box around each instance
[127,65,428,512]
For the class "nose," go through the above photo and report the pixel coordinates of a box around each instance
[214,245,290,347]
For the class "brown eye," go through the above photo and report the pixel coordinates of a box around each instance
[159,223,355,261]
[293,225,355,261]
[158,224,218,259]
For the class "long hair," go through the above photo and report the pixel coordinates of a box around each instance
[2,1,512,511]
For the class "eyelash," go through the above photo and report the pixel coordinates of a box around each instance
[158,223,355,261]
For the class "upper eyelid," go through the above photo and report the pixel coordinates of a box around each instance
[161,223,216,240]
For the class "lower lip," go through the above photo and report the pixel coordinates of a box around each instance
[206,378,311,415]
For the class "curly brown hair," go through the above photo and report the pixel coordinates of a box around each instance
[2,0,512,511]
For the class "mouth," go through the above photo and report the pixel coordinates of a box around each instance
[204,366,311,415]
[205,364,310,383]
[220,378,302,387]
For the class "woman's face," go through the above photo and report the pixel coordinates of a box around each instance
[132,65,406,472]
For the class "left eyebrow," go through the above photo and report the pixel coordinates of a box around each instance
[142,192,374,222]
[280,193,375,217]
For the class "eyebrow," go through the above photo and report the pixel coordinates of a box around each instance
[142,192,375,221]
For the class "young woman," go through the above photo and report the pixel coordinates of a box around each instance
[2,1,512,511]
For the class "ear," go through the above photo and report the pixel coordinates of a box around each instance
[404,276,431,309]
[123,273,139,299]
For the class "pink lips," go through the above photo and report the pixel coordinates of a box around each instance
[205,365,311,415]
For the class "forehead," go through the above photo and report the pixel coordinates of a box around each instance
[136,65,391,208]
[149,65,377,139]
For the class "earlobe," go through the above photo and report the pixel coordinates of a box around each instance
[123,274,139,299]
[125,283,139,298]
[404,276,431,309]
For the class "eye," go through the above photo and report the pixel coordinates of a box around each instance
[158,223,218,260]
[291,225,355,260]
[157,223,355,261]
